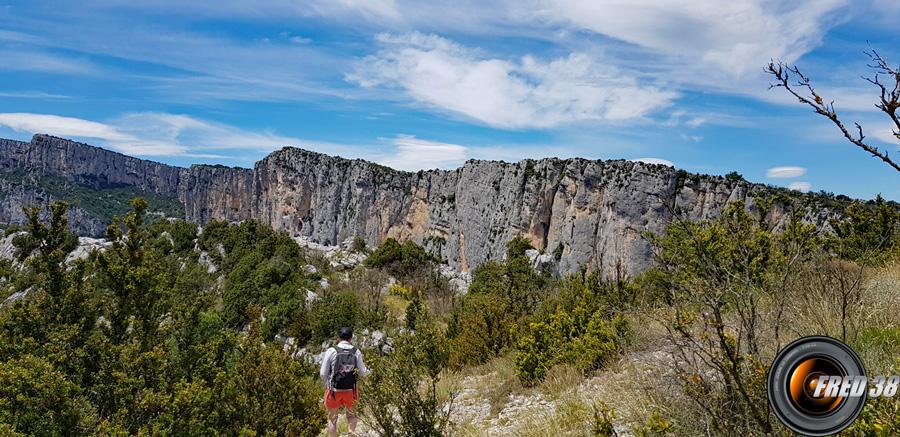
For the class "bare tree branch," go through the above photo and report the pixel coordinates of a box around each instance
[765,52,900,173]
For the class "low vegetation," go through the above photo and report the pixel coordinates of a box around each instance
[0,192,897,436]
[0,170,184,223]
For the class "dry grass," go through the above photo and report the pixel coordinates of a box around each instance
[507,396,593,437]
[539,364,582,401]
[383,294,408,322]
[438,259,900,436]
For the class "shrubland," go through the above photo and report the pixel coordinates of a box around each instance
[0,194,897,436]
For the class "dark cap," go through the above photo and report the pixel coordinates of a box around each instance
[339,326,353,340]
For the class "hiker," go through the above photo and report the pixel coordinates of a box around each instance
[320,326,368,437]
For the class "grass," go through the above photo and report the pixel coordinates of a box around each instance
[507,396,593,437]
[383,294,409,323]
[539,364,582,401]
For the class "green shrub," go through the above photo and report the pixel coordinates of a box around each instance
[309,290,360,342]
[213,339,325,436]
[447,292,512,368]
[361,324,452,437]
[0,355,95,435]
[405,293,427,331]
[506,235,535,259]
[200,220,314,336]
[147,218,198,254]
[592,402,617,437]
[0,200,328,435]
[352,235,368,252]
[515,275,629,385]
[365,238,437,277]
[724,171,744,182]
[829,195,900,263]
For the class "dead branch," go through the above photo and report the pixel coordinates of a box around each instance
[766,51,900,173]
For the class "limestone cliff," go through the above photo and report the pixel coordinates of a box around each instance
[0,134,842,277]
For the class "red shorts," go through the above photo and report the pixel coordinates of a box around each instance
[324,389,358,409]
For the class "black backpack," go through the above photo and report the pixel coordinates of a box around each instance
[330,346,358,390]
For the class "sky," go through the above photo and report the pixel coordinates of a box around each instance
[0,1,898,200]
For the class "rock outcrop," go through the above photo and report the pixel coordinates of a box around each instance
[0,134,842,277]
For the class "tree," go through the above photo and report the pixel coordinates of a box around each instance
[724,171,744,182]
[95,198,166,345]
[12,201,78,306]
[645,201,820,435]
[766,50,900,172]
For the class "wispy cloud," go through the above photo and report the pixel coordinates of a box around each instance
[632,157,674,167]
[0,49,99,75]
[534,0,847,78]
[788,181,812,192]
[0,91,71,100]
[0,112,354,159]
[0,16,351,103]
[348,32,677,129]
[378,135,468,170]
[766,166,807,178]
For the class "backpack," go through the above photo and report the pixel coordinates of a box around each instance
[330,346,358,390]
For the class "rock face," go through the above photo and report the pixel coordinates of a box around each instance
[0,134,841,277]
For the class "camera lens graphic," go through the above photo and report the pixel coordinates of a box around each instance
[768,336,866,436]
[788,356,845,415]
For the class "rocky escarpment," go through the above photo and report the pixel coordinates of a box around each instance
[0,134,842,277]
[1,135,181,194]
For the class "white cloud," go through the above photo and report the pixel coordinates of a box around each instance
[0,113,136,144]
[348,32,677,129]
[379,135,468,170]
[534,0,847,77]
[680,133,703,142]
[306,0,401,22]
[788,181,812,192]
[0,112,369,159]
[767,166,807,178]
[873,126,899,145]
[0,91,71,100]
[632,157,674,167]
[0,49,98,75]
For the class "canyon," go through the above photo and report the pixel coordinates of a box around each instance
[0,134,840,277]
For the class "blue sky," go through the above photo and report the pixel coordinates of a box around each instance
[0,1,897,200]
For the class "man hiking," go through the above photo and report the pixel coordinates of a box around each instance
[320,326,368,437]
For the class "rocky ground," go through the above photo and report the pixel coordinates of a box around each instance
[316,327,675,437]
[0,232,110,308]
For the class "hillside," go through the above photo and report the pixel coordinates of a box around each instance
[0,134,850,277]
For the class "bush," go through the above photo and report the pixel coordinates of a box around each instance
[147,218,198,254]
[644,201,820,434]
[448,237,548,368]
[201,220,315,336]
[361,325,452,437]
[352,236,368,252]
[309,290,360,342]
[0,355,95,435]
[724,171,744,182]
[516,309,628,385]
[506,235,535,259]
[447,292,511,368]
[365,238,437,277]
[214,338,325,436]
[0,200,330,435]
[829,195,900,263]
